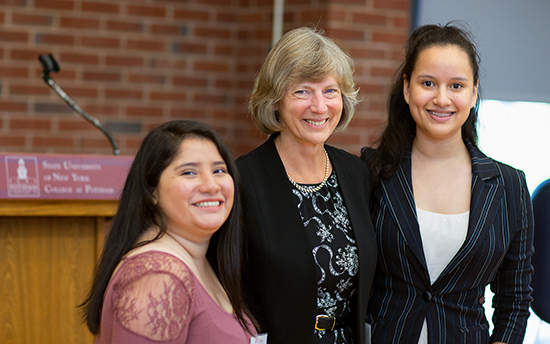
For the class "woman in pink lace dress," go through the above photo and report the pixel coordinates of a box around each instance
[81,120,258,343]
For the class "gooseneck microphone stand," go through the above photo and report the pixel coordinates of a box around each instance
[38,54,120,156]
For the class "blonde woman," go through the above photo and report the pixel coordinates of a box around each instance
[237,27,377,344]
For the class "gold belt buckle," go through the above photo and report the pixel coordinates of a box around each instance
[315,314,336,331]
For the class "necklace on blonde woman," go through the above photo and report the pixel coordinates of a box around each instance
[287,148,330,193]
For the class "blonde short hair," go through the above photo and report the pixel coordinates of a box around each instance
[249,26,359,134]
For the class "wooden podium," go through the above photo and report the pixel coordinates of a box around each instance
[0,153,133,344]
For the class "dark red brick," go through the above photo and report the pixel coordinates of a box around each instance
[12,13,53,26]
[82,1,119,14]
[35,0,75,11]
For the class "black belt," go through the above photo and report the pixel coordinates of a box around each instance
[315,314,352,331]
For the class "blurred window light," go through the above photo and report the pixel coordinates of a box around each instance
[478,100,550,193]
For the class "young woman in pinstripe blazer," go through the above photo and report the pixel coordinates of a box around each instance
[361,23,534,344]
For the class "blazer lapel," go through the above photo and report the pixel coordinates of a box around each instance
[261,136,299,205]
[437,143,504,279]
[250,136,308,213]
[380,153,428,270]
[255,136,317,258]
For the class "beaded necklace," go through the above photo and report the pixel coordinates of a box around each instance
[287,149,330,193]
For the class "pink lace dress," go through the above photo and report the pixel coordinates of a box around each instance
[96,250,256,344]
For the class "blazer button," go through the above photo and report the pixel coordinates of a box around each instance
[479,296,486,305]
[423,291,432,302]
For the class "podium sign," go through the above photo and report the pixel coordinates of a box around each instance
[0,153,133,200]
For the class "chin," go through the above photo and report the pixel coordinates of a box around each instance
[199,220,227,233]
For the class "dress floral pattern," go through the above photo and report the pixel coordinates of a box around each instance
[96,251,256,344]
[290,171,358,344]
[113,252,193,341]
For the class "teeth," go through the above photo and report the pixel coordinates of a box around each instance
[195,201,220,207]
[305,119,327,126]
[429,110,453,118]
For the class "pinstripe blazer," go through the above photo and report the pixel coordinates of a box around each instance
[361,141,534,344]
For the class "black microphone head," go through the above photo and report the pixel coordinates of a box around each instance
[38,54,60,74]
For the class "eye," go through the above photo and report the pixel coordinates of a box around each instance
[292,89,311,99]
[293,89,309,97]
[213,165,229,174]
[422,80,434,87]
[450,83,463,90]
[181,170,197,176]
[324,88,340,97]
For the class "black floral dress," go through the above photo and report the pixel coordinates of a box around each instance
[290,171,358,344]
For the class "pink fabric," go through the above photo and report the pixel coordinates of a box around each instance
[96,250,255,344]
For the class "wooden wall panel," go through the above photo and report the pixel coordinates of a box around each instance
[0,216,98,344]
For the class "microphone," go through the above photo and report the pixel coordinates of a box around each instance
[38,54,120,156]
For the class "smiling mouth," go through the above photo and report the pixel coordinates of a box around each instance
[194,201,221,207]
[428,110,454,118]
[305,119,328,126]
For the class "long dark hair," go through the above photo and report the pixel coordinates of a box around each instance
[368,23,482,182]
[81,119,257,334]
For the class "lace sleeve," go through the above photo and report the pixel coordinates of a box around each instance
[111,252,196,342]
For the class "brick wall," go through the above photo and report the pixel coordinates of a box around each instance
[0,0,410,158]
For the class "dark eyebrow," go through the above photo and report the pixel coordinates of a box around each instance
[173,160,226,170]
[173,162,196,171]
[416,73,431,77]
[416,74,470,82]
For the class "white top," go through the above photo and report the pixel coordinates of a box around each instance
[416,208,469,344]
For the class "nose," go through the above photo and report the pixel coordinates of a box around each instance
[310,92,328,113]
[199,172,220,194]
[433,87,451,107]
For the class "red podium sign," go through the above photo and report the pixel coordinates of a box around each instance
[0,153,133,200]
